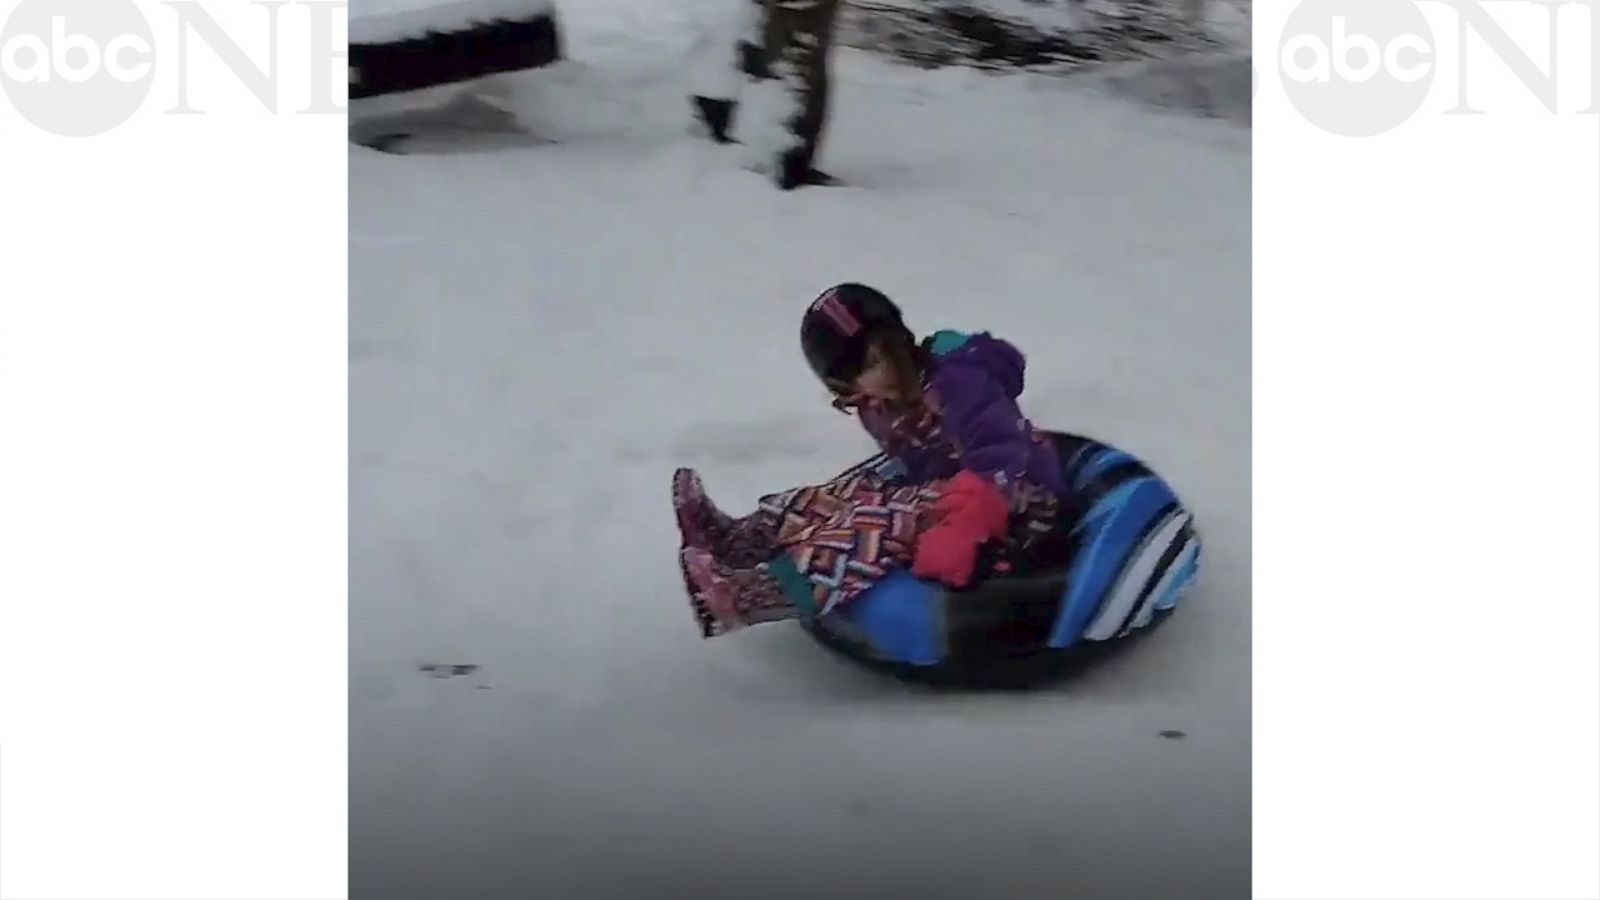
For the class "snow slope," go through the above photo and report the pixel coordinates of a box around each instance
[849,0,1249,45]
[350,3,1250,898]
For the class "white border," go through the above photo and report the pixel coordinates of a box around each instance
[1255,1,1600,897]
[2,0,1598,897]
[0,2,348,897]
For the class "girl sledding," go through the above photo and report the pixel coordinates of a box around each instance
[671,284,1202,683]
[673,282,1067,638]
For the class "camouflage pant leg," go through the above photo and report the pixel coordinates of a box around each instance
[756,0,840,168]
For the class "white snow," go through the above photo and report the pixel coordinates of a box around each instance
[875,0,1092,33]
[351,2,1250,897]
[1094,51,1252,123]
[917,0,1252,49]
[350,0,556,46]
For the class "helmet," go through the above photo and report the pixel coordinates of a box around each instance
[800,283,907,386]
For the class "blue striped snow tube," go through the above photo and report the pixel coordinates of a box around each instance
[801,432,1200,686]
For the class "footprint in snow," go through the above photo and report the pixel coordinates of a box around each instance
[418,663,480,679]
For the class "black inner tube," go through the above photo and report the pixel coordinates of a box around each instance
[803,432,1191,688]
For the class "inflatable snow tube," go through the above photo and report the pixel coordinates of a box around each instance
[349,0,562,101]
[802,432,1200,687]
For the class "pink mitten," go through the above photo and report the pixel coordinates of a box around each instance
[912,471,1010,588]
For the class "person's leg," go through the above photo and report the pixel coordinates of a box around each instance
[673,467,789,568]
[762,0,842,188]
[778,477,938,616]
[780,0,841,187]
[691,471,900,568]
[678,473,886,635]
[673,468,734,548]
[681,547,806,638]
[677,471,942,637]
[689,0,767,142]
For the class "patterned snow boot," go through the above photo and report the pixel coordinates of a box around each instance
[672,468,781,568]
[680,547,802,638]
[673,468,734,551]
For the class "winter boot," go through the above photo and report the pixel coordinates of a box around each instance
[690,95,737,144]
[672,468,781,567]
[681,547,805,637]
[777,148,839,190]
[737,37,771,79]
[673,468,734,550]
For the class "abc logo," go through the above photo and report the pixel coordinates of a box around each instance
[0,0,156,137]
[3,17,153,84]
[1279,0,1436,137]
[1283,17,1433,85]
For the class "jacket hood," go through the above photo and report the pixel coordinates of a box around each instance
[927,330,1026,399]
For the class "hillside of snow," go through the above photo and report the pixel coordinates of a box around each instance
[349,1,1250,897]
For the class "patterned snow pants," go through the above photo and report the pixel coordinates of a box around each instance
[759,471,942,616]
[715,462,1062,619]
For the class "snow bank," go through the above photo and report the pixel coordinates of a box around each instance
[1095,52,1253,123]
[839,0,1231,71]
[838,0,1252,120]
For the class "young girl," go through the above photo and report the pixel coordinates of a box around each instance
[674,283,1066,637]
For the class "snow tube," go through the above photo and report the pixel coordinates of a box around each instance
[349,0,562,101]
[802,432,1200,686]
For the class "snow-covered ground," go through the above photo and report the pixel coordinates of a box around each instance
[350,1,1250,897]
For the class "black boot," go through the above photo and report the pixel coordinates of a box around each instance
[738,40,772,79]
[691,96,737,144]
[777,148,839,190]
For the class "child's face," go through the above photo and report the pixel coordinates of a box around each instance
[826,340,901,411]
[853,342,899,401]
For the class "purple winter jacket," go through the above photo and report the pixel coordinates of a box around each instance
[856,331,1066,498]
